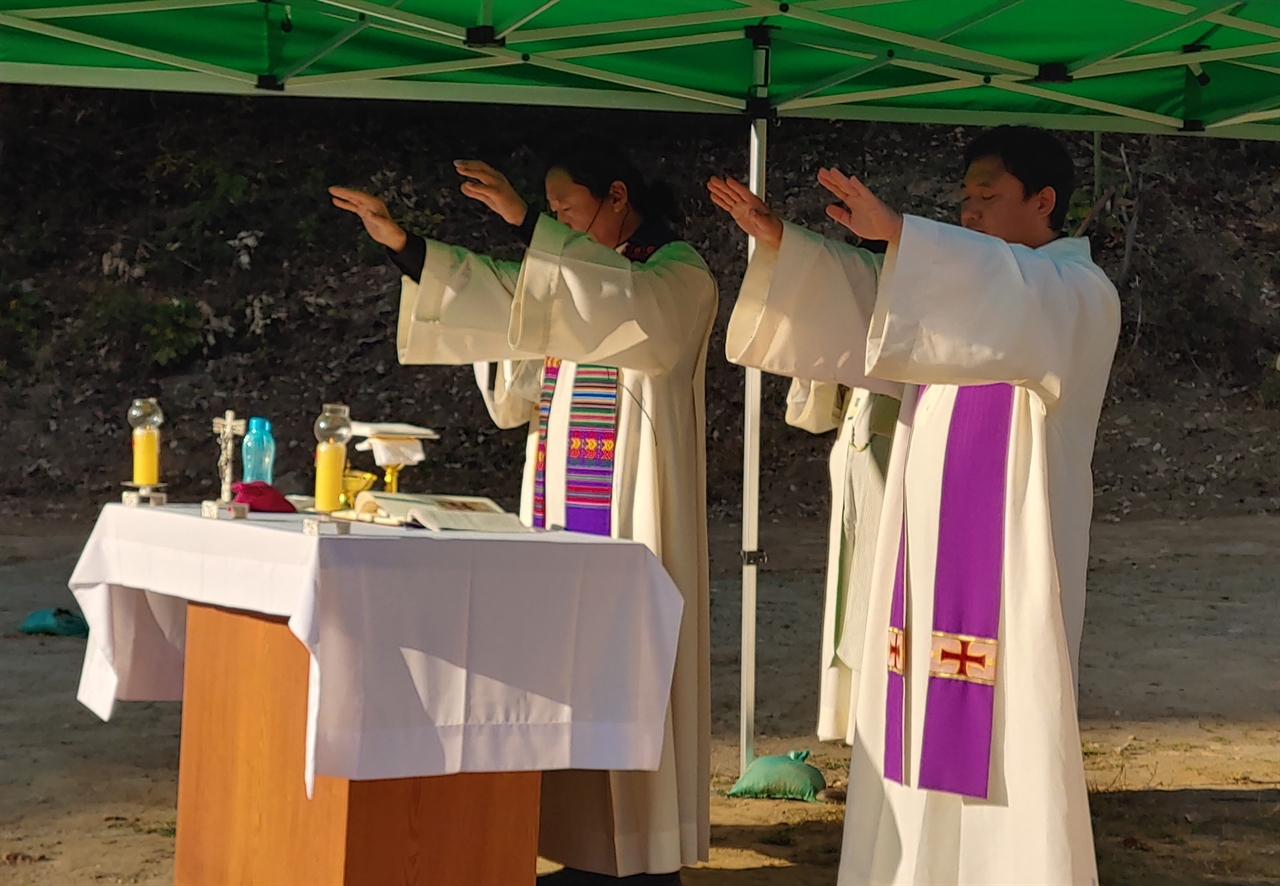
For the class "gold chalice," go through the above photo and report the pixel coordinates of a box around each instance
[339,466,379,510]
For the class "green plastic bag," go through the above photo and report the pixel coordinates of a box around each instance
[727,749,826,802]
[19,608,89,638]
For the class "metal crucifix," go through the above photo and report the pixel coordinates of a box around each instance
[212,409,246,503]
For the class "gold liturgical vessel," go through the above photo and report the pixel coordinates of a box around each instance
[340,467,379,510]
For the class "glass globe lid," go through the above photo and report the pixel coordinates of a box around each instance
[314,402,352,444]
[127,397,164,429]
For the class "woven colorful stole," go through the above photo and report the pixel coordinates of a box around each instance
[884,383,1015,799]
[530,358,619,536]
[531,358,563,530]
[563,365,619,535]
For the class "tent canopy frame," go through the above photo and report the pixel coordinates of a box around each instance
[6,0,1280,137]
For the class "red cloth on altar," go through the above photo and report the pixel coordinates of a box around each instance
[232,481,296,513]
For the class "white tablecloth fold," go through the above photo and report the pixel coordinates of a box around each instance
[72,505,684,794]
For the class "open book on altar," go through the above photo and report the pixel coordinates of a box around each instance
[346,491,530,533]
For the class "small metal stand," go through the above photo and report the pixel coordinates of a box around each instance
[201,499,249,520]
[303,515,351,536]
[122,483,168,508]
[383,463,404,494]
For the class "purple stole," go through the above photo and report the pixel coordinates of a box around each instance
[885,383,1014,799]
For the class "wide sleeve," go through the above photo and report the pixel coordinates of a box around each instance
[473,360,542,430]
[509,217,718,376]
[396,241,529,365]
[785,379,845,434]
[868,216,1121,406]
[725,221,903,399]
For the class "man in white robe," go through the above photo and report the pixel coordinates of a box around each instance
[785,379,898,744]
[711,126,1120,885]
[332,149,717,883]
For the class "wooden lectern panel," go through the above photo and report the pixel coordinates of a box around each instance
[174,602,540,886]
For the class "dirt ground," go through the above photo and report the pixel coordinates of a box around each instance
[1,515,1278,885]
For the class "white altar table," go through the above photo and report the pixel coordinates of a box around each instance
[72,504,684,790]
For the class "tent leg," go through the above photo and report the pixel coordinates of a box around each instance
[740,115,767,777]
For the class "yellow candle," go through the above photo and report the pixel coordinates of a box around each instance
[132,426,160,487]
[314,441,346,513]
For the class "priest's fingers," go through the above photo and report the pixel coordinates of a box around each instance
[815,170,857,205]
[459,180,503,199]
[329,194,367,215]
[706,176,739,195]
[825,202,856,231]
[330,194,359,214]
[328,186,379,210]
[328,185,367,202]
[818,168,876,209]
[818,167,860,192]
[332,199,387,226]
[723,177,760,205]
[707,183,741,214]
[336,199,389,225]
[706,175,737,198]
[459,180,500,207]
[709,192,750,222]
[706,177,740,202]
[454,159,505,185]
[329,188,394,225]
[835,169,876,201]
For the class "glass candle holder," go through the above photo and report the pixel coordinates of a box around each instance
[313,403,352,513]
[127,398,164,487]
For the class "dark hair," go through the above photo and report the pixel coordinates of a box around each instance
[543,141,680,226]
[963,125,1075,230]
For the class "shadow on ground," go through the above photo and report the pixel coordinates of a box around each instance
[1094,788,1280,885]
[684,787,1280,885]
[686,817,843,885]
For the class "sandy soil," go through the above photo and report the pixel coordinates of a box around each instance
[1,515,1278,885]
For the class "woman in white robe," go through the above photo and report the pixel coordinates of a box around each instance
[331,147,717,883]
[711,127,1120,885]
[786,379,898,745]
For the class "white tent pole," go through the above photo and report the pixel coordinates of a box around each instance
[740,25,771,777]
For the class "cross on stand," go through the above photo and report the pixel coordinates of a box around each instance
[212,409,246,505]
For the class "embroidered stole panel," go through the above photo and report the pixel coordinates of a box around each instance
[531,358,619,536]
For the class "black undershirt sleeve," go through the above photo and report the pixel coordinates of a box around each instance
[386,210,538,284]
[387,234,427,284]
[515,210,539,246]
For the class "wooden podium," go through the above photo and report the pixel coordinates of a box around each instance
[173,603,541,886]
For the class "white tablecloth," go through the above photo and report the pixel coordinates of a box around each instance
[72,504,683,793]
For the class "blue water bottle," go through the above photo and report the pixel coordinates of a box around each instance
[241,417,276,485]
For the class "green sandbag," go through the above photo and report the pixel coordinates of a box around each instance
[19,608,89,638]
[727,749,826,802]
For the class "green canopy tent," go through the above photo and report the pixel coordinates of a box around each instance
[6,0,1280,137]
[5,0,1280,773]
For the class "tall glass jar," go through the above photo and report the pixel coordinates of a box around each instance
[313,403,352,512]
[127,398,164,487]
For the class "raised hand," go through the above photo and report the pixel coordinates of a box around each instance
[329,186,408,252]
[816,168,903,245]
[706,176,784,250]
[454,160,528,226]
